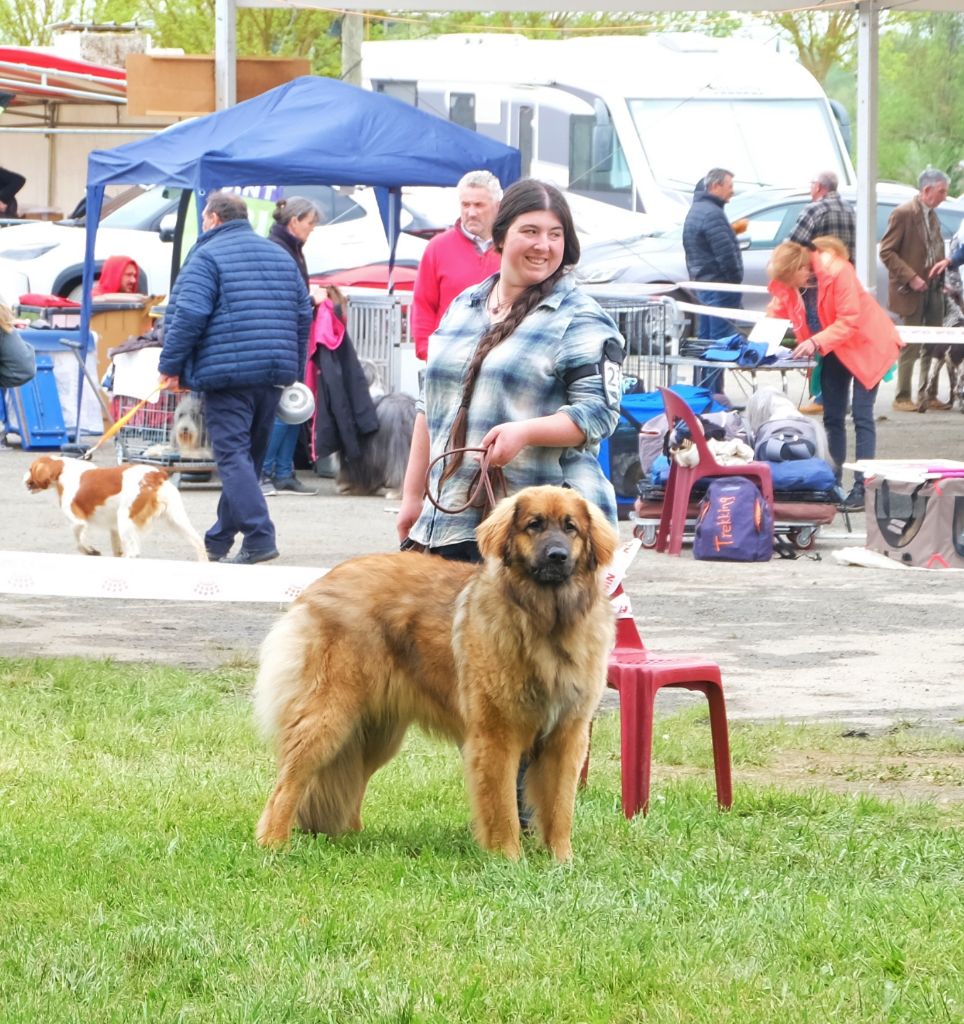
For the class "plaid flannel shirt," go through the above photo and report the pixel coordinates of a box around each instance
[789,192,857,262]
[409,272,625,549]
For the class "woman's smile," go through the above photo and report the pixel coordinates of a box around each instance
[499,210,565,293]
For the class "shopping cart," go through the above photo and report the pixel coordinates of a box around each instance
[106,345,218,484]
[111,390,217,481]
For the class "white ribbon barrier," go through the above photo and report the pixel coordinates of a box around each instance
[0,550,327,602]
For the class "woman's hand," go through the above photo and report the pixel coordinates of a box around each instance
[478,421,530,467]
[790,339,817,360]
[395,492,424,542]
[397,413,430,542]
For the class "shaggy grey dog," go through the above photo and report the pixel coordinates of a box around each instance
[336,361,417,498]
[171,393,212,459]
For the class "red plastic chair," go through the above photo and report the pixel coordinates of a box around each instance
[597,584,733,818]
[655,386,774,555]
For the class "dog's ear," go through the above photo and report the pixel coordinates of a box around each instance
[583,499,619,572]
[27,456,63,490]
[475,493,518,563]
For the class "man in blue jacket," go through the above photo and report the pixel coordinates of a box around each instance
[159,191,313,564]
[682,168,744,393]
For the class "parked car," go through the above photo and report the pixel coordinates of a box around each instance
[0,184,427,305]
[575,183,964,317]
[399,185,665,243]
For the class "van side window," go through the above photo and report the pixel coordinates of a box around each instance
[449,93,476,131]
[569,113,632,204]
[373,80,417,106]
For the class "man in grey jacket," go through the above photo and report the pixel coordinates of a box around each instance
[159,191,313,563]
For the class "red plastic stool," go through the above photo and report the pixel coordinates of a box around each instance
[597,585,733,817]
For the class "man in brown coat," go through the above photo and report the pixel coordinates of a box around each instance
[879,169,950,411]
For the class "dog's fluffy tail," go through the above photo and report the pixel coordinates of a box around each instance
[252,603,314,743]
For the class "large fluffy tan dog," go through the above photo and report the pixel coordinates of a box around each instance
[254,485,618,861]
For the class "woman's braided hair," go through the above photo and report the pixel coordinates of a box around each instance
[439,180,581,484]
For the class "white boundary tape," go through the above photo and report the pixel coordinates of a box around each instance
[0,543,647,603]
[0,551,328,602]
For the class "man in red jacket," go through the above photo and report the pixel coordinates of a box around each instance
[411,171,502,360]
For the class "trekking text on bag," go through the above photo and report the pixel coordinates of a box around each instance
[693,476,774,562]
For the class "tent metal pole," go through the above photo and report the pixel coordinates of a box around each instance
[855,0,879,298]
[215,0,237,110]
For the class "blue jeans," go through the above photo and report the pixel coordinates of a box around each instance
[203,387,281,556]
[820,351,878,486]
[697,289,743,393]
[262,419,299,480]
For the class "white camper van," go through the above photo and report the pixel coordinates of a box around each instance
[363,33,854,222]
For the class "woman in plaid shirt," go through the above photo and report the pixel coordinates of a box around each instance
[397,179,626,561]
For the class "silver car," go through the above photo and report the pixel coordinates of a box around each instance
[576,183,964,318]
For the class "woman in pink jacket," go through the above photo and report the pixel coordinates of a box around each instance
[767,236,903,510]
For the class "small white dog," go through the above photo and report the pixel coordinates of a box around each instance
[24,455,208,561]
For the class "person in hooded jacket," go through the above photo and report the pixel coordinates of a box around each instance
[766,236,904,510]
[92,255,142,296]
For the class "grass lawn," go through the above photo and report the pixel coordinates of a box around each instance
[0,657,961,1023]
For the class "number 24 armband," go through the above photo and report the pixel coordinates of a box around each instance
[561,338,625,408]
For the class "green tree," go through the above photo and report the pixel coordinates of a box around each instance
[756,9,858,83]
[0,0,93,45]
[117,0,342,77]
[368,10,742,43]
[877,13,964,191]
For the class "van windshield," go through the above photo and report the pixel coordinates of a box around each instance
[627,98,849,194]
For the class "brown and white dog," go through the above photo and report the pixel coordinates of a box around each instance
[23,455,208,561]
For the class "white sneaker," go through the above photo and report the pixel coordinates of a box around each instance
[260,478,277,497]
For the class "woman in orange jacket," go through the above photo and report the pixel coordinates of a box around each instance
[767,236,903,509]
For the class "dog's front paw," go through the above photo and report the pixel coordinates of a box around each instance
[547,838,573,863]
[256,808,292,848]
[81,547,101,556]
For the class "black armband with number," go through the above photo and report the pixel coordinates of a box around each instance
[562,338,624,408]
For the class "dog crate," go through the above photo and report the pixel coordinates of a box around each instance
[344,290,411,393]
[864,474,964,569]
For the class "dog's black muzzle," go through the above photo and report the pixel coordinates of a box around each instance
[531,531,574,584]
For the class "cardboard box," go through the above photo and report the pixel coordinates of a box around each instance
[126,54,310,117]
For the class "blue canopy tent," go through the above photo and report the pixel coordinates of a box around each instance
[74,75,521,441]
